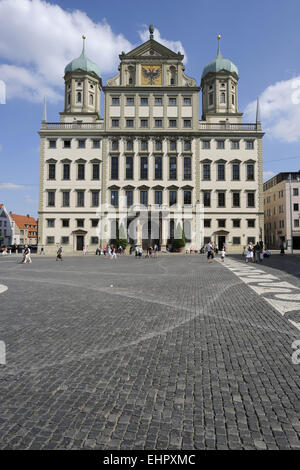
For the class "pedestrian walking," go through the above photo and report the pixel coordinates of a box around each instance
[111,247,117,260]
[56,246,63,261]
[280,243,285,255]
[246,242,254,263]
[207,241,213,263]
[220,246,226,262]
[82,245,87,255]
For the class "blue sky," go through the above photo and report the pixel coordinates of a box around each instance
[0,0,300,217]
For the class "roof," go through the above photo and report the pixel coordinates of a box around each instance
[0,204,3,209]
[65,38,101,79]
[201,39,238,80]
[10,213,38,231]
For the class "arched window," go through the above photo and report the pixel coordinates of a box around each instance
[89,94,94,105]
[77,92,82,103]
[220,92,226,103]
[170,66,176,85]
[67,93,71,105]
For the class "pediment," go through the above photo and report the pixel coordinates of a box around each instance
[123,40,183,61]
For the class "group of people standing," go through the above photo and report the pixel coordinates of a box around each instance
[244,241,266,263]
[206,241,226,263]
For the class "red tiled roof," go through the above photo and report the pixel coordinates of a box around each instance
[10,213,38,232]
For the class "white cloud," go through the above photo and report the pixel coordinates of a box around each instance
[245,75,300,142]
[263,171,275,182]
[0,0,133,103]
[0,183,26,190]
[138,26,187,63]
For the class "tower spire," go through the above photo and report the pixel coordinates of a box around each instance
[82,34,86,55]
[149,24,154,40]
[217,34,221,56]
[42,95,47,123]
[256,97,261,123]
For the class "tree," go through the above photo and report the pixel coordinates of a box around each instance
[116,223,128,250]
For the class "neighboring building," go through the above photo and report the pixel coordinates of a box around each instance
[264,171,300,249]
[38,27,264,253]
[9,213,38,246]
[0,204,13,246]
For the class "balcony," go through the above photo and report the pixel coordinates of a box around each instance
[41,122,104,130]
[199,122,261,131]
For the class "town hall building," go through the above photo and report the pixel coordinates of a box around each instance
[38,26,264,253]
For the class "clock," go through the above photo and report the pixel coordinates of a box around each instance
[141,64,162,85]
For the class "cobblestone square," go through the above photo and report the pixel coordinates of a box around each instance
[0,254,299,450]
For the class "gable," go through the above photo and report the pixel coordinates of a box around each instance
[123,39,184,61]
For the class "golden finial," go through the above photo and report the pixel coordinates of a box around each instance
[82,34,86,40]
[217,34,221,40]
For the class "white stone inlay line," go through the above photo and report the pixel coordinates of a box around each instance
[219,258,300,331]
[0,284,8,294]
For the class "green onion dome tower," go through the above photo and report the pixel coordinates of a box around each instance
[201,35,240,121]
[63,35,102,120]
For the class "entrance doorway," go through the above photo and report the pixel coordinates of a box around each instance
[76,235,84,251]
[218,235,226,250]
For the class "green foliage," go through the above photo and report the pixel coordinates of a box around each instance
[116,224,128,249]
[173,226,186,249]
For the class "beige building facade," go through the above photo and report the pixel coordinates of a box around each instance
[264,171,300,250]
[38,28,264,253]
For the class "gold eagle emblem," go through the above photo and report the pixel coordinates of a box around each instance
[142,66,161,85]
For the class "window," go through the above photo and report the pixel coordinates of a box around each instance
[126,97,134,105]
[111,156,119,179]
[247,237,255,244]
[209,93,213,105]
[141,140,148,151]
[247,164,254,181]
[89,94,94,105]
[203,192,211,207]
[61,237,69,244]
[169,191,177,206]
[126,191,133,207]
[294,203,299,211]
[140,97,148,106]
[217,164,225,181]
[77,92,82,103]
[232,164,240,180]
[231,140,239,149]
[155,119,163,128]
[91,237,99,244]
[155,157,162,179]
[141,157,148,179]
[169,157,177,180]
[112,140,119,151]
[140,191,148,206]
[48,191,55,207]
[62,191,70,207]
[232,94,235,105]
[126,156,133,179]
[220,92,226,103]
[169,119,177,128]
[217,140,225,149]
[233,237,241,245]
[184,120,191,128]
[183,97,191,105]
[184,157,191,180]
[202,140,210,149]
[112,119,119,127]
[91,191,99,207]
[169,97,177,106]
[47,236,55,244]
[47,219,55,228]
[232,219,240,228]
[184,191,191,205]
[170,140,177,151]
[78,139,85,149]
[155,97,162,105]
[91,219,99,228]
[247,219,255,228]
[76,219,84,228]
[77,163,85,180]
[126,119,134,128]
[203,164,210,181]
[218,192,226,207]
[48,164,56,180]
[112,97,120,105]
[204,219,211,228]
[77,191,85,207]
[293,188,299,196]
[295,219,300,228]
[63,140,71,148]
[246,140,254,150]
[218,219,226,228]
[111,191,118,207]
[184,141,191,151]
[232,192,240,207]
[127,140,133,151]
[92,164,100,180]
[67,93,71,105]
[62,164,70,180]
[49,140,56,149]
[62,219,69,228]
[247,192,255,207]
[141,119,148,128]
[155,191,162,205]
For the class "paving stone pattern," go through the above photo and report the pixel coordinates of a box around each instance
[0,254,299,450]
